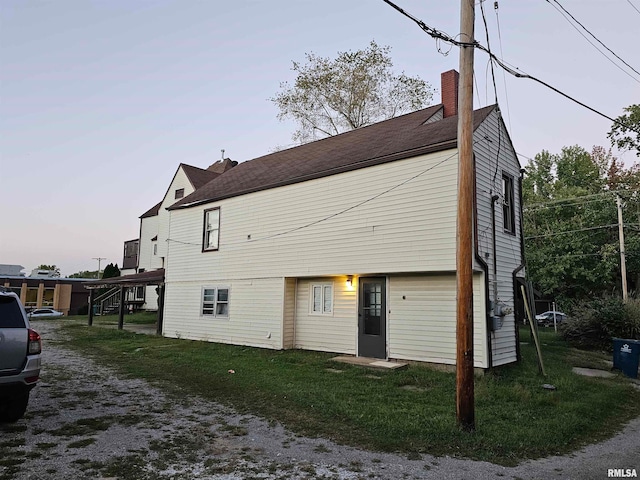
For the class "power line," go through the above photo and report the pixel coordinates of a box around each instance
[545,0,640,83]
[248,150,460,243]
[524,196,613,212]
[524,223,618,239]
[524,190,638,209]
[493,1,513,131]
[168,149,463,249]
[626,0,640,16]
[532,252,616,260]
[480,0,498,104]
[380,0,640,135]
[476,47,638,131]
[516,152,534,162]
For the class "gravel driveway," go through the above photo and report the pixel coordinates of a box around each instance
[1,320,638,480]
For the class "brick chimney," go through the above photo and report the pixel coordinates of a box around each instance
[441,70,459,118]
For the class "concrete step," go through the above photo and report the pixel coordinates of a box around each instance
[330,355,408,370]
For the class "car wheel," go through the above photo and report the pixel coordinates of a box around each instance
[0,393,29,423]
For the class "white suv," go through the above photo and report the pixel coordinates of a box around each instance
[0,287,42,422]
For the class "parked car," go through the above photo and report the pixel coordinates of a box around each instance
[536,311,567,327]
[28,308,63,318]
[0,287,42,422]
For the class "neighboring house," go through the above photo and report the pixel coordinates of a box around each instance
[130,159,237,311]
[29,268,58,278]
[121,239,139,276]
[0,265,25,277]
[146,70,525,369]
[1,275,89,315]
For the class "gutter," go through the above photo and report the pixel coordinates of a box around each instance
[473,156,493,370]
[168,141,460,211]
[511,169,527,362]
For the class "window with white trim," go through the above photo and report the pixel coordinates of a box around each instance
[502,173,516,234]
[203,207,220,251]
[202,287,229,317]
[310,283,333,315]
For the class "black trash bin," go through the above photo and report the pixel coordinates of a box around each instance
[612,338,640,379]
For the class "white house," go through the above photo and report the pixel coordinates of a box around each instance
[133,160,236,310]
[148,70,524,369]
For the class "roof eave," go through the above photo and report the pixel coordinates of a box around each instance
[168,139,458,211]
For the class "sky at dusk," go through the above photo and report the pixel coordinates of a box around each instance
[1,0,638,276]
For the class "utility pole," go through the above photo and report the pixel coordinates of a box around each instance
[616,195,628,302]
[456,0,476,431]
[93,257,106,279]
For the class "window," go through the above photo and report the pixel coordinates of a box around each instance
[153,243,157,255]
[502,173,516,234]
[175,188,184,199]
[42,288,54,306]
[202,208,220,251]
[202,287,229,317]
[124,240,138,257]
[310,283,333,315]
[0,296,26,328]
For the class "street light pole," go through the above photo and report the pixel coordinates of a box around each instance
[92,257,106,279]
[616,195,628,302]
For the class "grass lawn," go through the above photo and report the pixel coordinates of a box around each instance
[78,311,158,326]
[54,319,640,465]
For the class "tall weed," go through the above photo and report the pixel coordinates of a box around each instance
[560,295,640,350]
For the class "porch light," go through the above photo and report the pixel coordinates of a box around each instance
[346,276,353,288]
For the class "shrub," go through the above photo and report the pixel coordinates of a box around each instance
[560,296,640,351]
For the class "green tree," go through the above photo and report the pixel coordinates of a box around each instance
[101,263,121,279]
[608,104,640,156]
[271,41,433,144]
[68,270,100,279]
[36,264,60,277]
[523,146,640,302]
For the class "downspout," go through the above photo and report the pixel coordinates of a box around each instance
[511,168,527,362]
[491,194,499,305]
[473,156,493,369]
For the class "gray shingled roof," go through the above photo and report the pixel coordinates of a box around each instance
[140,202,162,219]
[83,268,165,288]
[139,164,222,218]
[169,104,495,210]
[180,163,222,190]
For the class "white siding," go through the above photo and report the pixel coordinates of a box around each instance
[388,274,488,368]
[138,215,159,273]
[473,109,522,366]
[138,166,200,311]
[282,278,296,349]
[157,168,195,261]
[158,124,519,367]
[294,276,356,354]
[138,215,160,310]
[162,277,283,349]
[165,149,459,285]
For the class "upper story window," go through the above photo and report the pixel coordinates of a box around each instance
[203,207,220,251]
[153,243,158,256]
[175,188,184,200]
[310,283,333,315]
[502,173,516,234]
[124,240,139,257]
